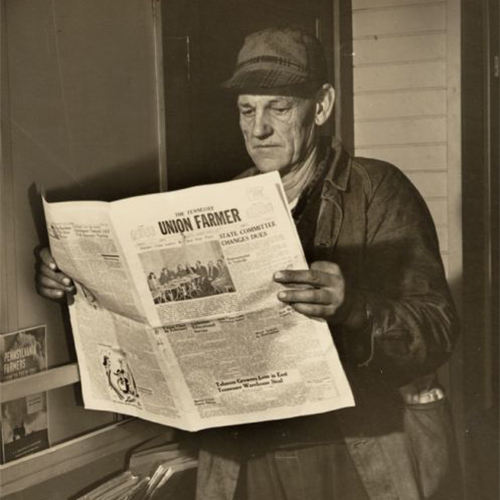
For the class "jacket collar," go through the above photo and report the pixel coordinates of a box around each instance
[238,137,351,197]
[322,137,351,198]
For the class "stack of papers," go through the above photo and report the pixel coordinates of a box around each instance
[76,471,142,500]
[76,438,197,500]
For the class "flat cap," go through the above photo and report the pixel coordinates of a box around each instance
[222,26,327,94]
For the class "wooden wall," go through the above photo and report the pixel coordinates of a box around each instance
[351,0,464,444]
[1,0,160,445]
[352,0,461,283]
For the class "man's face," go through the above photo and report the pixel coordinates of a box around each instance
[237,94,317,174]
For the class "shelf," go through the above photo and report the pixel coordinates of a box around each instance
[0,363,80,403]
[0,418,172,496]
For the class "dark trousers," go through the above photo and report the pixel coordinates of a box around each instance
[233,443,370,500]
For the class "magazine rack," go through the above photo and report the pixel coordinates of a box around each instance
[0,363,172,498]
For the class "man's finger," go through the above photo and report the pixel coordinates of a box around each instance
[290,302,336,318]
[278,288,334,305]
[274,269,339,287]
[36,285,66,300]
[39,247,58,270]
[310,261,341,274]
[37,275,74,292]
[38,263,74,287]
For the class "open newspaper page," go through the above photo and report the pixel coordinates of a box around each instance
[110,172,307,326]
[43,172,354,431]
[43,200,147,324]
[43,200,189,427]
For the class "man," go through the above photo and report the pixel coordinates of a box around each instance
[176,263,188,278]
[193,260,208,278]
[212,258,233,294]
[159,266,173,285]
[36,27,461,500]
[146,272,159,292]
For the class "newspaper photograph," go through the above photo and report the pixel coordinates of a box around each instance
[43,172,354,431]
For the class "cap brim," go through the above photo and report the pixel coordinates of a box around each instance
[221,68,322,95]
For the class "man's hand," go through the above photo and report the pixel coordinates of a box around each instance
[36,247,76,301]
[274,261,346,321]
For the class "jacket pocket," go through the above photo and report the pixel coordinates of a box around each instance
[404,397,463,500]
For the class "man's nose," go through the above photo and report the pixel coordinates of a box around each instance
[252,111,273,139]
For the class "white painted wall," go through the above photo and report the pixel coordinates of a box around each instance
[352,0,461,280]
[351,0,464,450]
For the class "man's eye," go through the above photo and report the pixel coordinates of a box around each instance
[240,109,255,117]
[272,107,290,115]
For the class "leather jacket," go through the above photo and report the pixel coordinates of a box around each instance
[197,139,461,500]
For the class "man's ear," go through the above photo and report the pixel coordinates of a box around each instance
[314,84,335,126]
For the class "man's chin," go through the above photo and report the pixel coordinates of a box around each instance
[253,158,288,174]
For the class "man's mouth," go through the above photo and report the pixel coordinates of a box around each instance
[253,144,280,149]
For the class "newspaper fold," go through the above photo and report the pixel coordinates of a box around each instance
[43,172,354,431]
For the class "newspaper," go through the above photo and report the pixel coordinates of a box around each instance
[43,172,354,431]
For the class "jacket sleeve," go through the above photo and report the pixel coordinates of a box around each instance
[346,162,459,385]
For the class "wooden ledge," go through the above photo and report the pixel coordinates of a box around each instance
[0,418,172,496]
[0,363,80,403]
